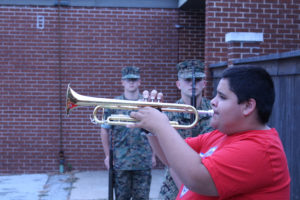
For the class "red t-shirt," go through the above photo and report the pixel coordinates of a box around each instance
[176,128,290,200]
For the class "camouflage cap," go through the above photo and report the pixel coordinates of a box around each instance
[121,66,140,79]
[176,60,205,79]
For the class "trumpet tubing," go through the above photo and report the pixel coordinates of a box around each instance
[66,84,213,129]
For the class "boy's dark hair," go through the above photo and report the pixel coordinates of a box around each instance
[222,65,275,124]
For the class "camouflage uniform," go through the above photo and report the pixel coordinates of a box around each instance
[159,60,214,200]
[102,66,153,200]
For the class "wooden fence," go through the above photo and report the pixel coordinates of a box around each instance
[209,50,300,200]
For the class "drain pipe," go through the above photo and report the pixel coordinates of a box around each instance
[57,0,65,173]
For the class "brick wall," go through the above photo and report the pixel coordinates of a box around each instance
[1,0,300,173]
[0,5,205,173]
[204,0,300,97]
[178,9,205,61]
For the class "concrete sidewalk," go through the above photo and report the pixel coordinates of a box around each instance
[0,169,164,200]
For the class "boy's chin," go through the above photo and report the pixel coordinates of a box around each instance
[209,120,218,130]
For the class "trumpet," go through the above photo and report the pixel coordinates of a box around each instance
[66,84,213,129]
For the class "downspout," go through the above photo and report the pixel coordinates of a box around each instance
[57,0,65,173]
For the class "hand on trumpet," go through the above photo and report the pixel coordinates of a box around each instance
[128,90,170,134]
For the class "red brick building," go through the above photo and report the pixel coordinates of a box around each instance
[1,0,299,176]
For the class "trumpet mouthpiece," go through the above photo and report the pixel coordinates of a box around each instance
[198,110,214,116]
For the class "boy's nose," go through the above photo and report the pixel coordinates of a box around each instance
[210,97,217,107]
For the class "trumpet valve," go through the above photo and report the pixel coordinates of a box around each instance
[157,92,163,102]
[143,90,149,101]
[150,90,157,102]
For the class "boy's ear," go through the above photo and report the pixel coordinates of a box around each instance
[242,98,256,116]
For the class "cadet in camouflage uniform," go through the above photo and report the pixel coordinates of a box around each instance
[159,60,214,200]
[100,66,155,200]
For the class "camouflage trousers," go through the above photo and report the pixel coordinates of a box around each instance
[159,169,178,200]
[114,169,152,200]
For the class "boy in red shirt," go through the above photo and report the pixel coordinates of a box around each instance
[128,65,290,199]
